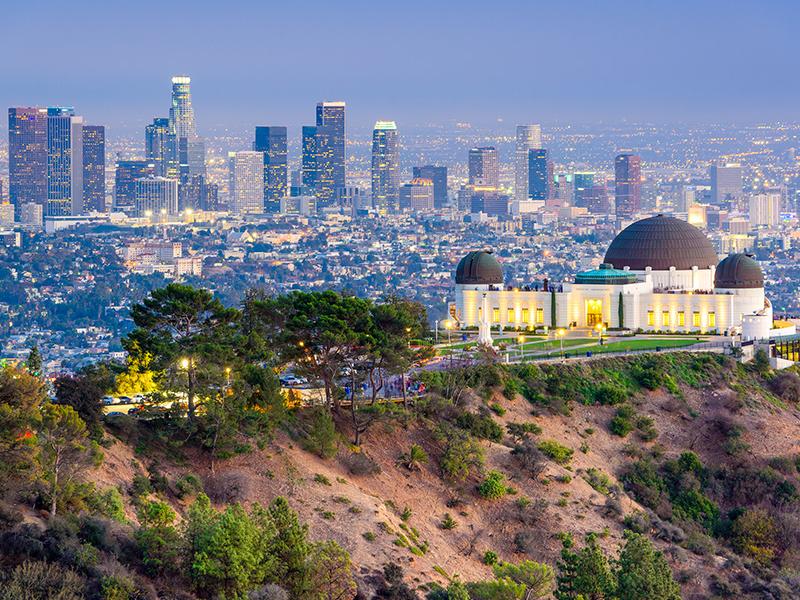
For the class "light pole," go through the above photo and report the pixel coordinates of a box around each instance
[435,320,439,345]
[595,322,606,345]
[557,328,565,358]
[517,334,525,361]
[179,356,196,419]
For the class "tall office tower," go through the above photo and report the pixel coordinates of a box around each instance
[228,151,264,215]
[371,121,400,214]
[114,159,155,214]
[254,126,288,213]
[301,126,318,193]
[573,172,596,207]
[527,149,551,200]
[180,174,219,212]
[135,176,179,217]
[585,183,610,215]
[412,165,448,208]
[749,191,782,228]
[82,125,105,212]
[614,153,642,219]
[145,118,179,178]
[468,147,499,188]
[0,201,13,226]
[554,173,574,203]
[46,107,84,216]
[8,107,48,211]
[169,76,205,182]
[515,125,542,202]
[314,101,346,206]
[710,163,743,208]
[399,178,435,212]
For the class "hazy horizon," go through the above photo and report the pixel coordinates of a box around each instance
[3,0,799,135]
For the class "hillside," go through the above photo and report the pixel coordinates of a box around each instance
[4,350,800,599]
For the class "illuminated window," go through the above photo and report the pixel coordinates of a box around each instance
[678,311,685,326]
[521,308,530,324]
[693,311,701,327]
[708,312,716,328]
[508,308,515,323]
[536,307,544,324]
[647,311,655,326]
[492,308,500,323]
[662,311,670,327]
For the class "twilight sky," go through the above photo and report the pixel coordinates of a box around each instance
[2,0,798,135]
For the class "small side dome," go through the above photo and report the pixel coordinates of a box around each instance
[455,251,503,285]
[714,254,764,289]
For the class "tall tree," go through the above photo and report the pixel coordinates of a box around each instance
[36,403,93,518]
[307,540,357,600]
[616,533,681,600]
[126,283,239,420]
[0,365,46,491]
[25,345,42,377]
[266,497,310,596]
[244,290,372,410]
[54,372,105,440]
[574,534,616,600]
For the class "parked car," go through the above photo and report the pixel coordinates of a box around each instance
[102,396,116,405]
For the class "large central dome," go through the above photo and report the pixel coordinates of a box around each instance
[604,215,718,271]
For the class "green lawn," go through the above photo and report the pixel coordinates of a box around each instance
[519,337,594,352]
[529,337,706,359]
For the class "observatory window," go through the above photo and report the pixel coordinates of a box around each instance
[678,311,685,326]
[536,308,544,324]
[647,311,655,326]
[662,311,670,327]
[521,308,529,324]
[708,312,716,328]
[693,311,701,327]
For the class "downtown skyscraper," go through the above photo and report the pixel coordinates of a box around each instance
[412,165,448,209]
[46,107,84,216]
[169,76,205,183]
[515,124,542,201]
[468,147,499,188]
[82,125,105,212]
[371,121,399,214]
[145,118,179,179]
[8,107,48,212]
[254,126,288,213]
[313,101,345,206]
[614,153,642,220]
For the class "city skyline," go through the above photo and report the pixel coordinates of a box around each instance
[2,0,800,135]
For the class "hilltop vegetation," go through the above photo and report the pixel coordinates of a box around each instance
[2,284,800,599]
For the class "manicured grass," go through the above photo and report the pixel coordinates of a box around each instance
[519,337,594,351]
[529,336,705,359]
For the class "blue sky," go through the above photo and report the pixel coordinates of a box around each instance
[2,0,798,134]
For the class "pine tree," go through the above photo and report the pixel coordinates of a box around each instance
[26,345,42,377]
[616,532,681,600]
[266,497,310,596]
[555,534,580,600]
[574,534,616,599]
[618,292,624,329]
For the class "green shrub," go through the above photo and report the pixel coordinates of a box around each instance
[455,412,503,442]
[90,487,126,522]
[302,407,339,459]
[175,473,202,498]
[478,470,508,500]
[730,508,777,564]
[440,513,458,530]
[538,440,573,465]
[593,382,627,405]
[583,468,612,495]
[482,550,499,565]
[0,561,85,600]
[610,405,635,437]
[439,428,486,481]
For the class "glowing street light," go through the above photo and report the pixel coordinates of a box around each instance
[179,357,190,370]
[557,328,566,357]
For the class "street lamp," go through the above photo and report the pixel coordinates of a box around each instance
[557,328,566,358]
[179,357,190,370]
[517,334,525,360]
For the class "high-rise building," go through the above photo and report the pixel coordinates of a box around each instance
[254,126,288,213]
[468,147,499,188]
[371,121,400,214]
[46,107,84,216]
[82,125,105,212]
[114,159,155,214]
[614,153,642,219]
[301,126,318,193]
[749,191,782,228]
[146,118,179,178]
[169,76,205,182]
[399,178,435,212]
[527,149,551,200]
[314,101,345,206]
[573,172,596,207]
[8,107,48,212]
[180,174,220,212]
[710,163,743,208]
[412,165,448,208]
[228,151,264,214]
[515,125,542,202]
[135,176,179,217]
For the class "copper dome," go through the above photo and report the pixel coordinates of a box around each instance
[455,251,503,285]
[714,254,764,289]
[604,215,718,271]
